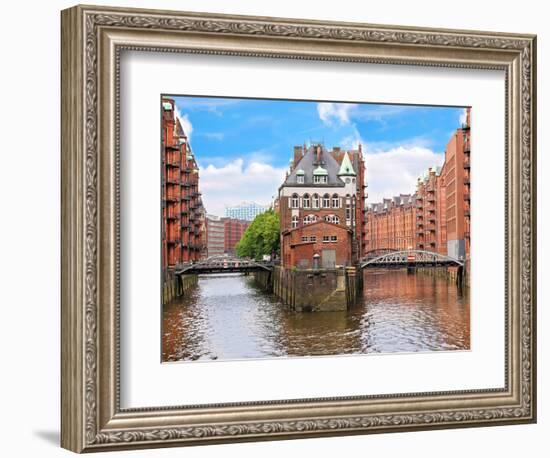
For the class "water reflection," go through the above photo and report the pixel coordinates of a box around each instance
[162,270,470,362]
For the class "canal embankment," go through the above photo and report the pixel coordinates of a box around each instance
[256,265,360,312]
[163,270,198,305]
[413,260,470,288]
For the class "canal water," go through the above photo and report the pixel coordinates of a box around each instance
[162,270,470,362]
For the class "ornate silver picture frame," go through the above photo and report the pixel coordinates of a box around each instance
[61,4,536,453]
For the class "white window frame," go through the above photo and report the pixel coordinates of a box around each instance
[291,194,299,209]
[291,216,299,228]
[312,194,320,209]
[332,194,340,208]
[303,214,318,225]
[297,175,304,184]
[303,194,310,208]
[323,194,330,208]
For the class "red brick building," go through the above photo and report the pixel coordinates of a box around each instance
[161,98,206,272]
[364,194,416,253]
[223,218,250,256]
[278,143,365,268]
[364,108,471,260]
[282,220,353,269]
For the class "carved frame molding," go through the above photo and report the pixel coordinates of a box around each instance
[61,5,536,452]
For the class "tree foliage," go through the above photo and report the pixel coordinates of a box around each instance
[236,209,280,260]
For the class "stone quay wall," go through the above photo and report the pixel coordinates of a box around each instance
[413,262,469,287]
[263,266,359,312]
[162,271,198,305]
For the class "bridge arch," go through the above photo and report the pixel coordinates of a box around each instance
[360,249,464,269]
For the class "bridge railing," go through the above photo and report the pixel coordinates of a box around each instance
[175,257,274,274]
[360,249,464,268]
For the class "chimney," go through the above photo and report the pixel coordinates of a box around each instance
[293,146,303,167]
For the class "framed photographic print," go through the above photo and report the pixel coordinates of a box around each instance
[61,4,537,453]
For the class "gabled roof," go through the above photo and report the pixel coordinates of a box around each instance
[284,144,344,187]
[338,152,356,176]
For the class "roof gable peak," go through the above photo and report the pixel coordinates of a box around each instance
[338,152,356,176]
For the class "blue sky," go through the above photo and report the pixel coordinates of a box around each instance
[171,95,467,216]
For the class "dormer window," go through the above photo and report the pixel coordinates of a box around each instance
[295,169,305,184]
[313,166,328,184]
[313,175,328,184]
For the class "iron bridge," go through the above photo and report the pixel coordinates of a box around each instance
[175,256,274,275]
[360,249,464,268]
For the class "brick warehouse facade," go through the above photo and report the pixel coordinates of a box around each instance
[278,143,366,269]
[282,221,353,269]
[364,108,471,260]
[223,218,250,256]
[365,194,416,252]
[161,98,206,271]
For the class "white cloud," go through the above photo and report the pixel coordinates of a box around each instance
[340,124,365,150]
[175,107,193,140]
[364,146,444,204]
[317,103,357,126]
[199,159,286,216]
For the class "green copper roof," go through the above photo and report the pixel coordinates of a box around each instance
[338,152,356,176]
[313,166,328,176]
[295,169,305,175]
[162,102,172,111]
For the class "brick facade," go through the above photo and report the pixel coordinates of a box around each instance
[223,218,250,255]
[282,221,353,269]
[364,108,471,260]
[161,98,206,271]
[277,143,366,269]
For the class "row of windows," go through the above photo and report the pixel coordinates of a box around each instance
[300,235,338,243]
[296,175,329,184]
[290,193,342,209]
[291,214,341,228]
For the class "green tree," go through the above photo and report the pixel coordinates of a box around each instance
[236,209,280,260]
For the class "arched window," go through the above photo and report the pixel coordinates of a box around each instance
[291,193,299,209]
[291,215,299,228]
[312,193,320,209]
[324,214,340,225]
[323,193,330,208]
[332,194,340,208]
[303,193,310,209]
[303,214,318,225]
